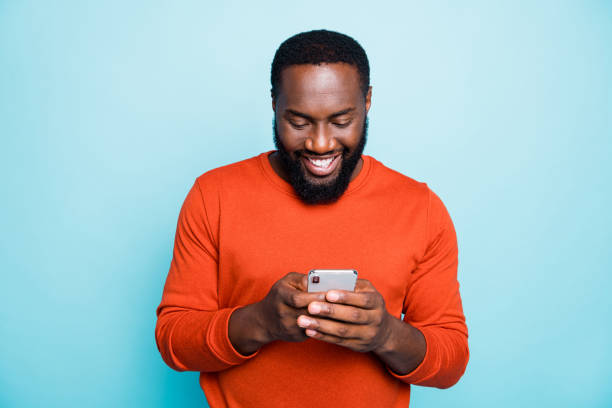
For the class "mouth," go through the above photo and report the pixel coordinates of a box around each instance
[301,153,342,177]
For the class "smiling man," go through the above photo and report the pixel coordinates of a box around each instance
[156,30,469,407]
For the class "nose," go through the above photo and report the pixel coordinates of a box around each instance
[304,124,338,154]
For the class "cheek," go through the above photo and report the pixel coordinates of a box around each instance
[338,126,363,149]
[277,126,307,150]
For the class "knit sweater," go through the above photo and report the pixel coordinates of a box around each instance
[156,152,469,407]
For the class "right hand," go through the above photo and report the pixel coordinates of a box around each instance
[256,272,326,343]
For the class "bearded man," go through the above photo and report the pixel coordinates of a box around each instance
[156,29,469,408]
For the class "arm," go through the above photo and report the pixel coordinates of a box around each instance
[156,180,325,368]
[155,179,255,372]
[296,190,469,388]
[391,190,469,388]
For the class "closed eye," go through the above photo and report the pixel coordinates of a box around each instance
[289,120,309,129]
[332,120,352,128]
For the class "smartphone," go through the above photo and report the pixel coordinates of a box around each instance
[307,269,358,293]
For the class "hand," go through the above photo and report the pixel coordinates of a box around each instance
[256,272,326,343]
[296,279,393,353]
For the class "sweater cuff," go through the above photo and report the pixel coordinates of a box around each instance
[387,327,437,384]
[207,307,259,365]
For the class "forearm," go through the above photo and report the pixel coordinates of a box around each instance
[373,315,427,375]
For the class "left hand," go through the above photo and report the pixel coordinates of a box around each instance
[297,279,393,353]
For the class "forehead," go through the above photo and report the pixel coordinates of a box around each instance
[276,63,363,112]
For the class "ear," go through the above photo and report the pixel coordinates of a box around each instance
[272,97,276,112]
[365,86,372,114]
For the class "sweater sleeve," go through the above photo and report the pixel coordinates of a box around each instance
[389,189,469,388]
[155,178,258,372]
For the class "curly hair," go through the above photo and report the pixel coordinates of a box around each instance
[270,29,370,99]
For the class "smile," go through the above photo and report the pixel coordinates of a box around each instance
[302,154,341,177]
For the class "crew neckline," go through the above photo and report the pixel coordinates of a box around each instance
[258,150,373,199]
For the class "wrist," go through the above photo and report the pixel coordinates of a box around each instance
[250,301,274,345]
[229,302,271,355]
[372,317,427,375]
[373,312,398,355]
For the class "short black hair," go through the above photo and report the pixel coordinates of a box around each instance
[270,29,370,100]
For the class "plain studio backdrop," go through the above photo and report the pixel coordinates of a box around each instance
[1,1,610,407]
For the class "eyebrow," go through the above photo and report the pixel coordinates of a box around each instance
[285,108,355,121]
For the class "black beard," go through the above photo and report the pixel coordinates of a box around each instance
[273,117,368,205]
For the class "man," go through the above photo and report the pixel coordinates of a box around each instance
[156,29,469,407]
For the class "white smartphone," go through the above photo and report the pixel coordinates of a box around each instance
[307,269,358,293]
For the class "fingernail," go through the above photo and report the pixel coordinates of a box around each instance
[309,303,321,314]
[305,329,317,337]
[297,316,313,328]
[327,291,340,302]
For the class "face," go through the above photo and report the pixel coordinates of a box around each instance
[271,63,372,204]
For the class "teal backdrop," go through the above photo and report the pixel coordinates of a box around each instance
[1,1,610,407]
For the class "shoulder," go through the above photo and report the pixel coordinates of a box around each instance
[365,155,453,221]
[194,153,266,193]
[366,155,431,199]
[181,153,267,229]
[366,156,455,243]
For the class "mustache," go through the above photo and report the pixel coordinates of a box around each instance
[295,148,347,158]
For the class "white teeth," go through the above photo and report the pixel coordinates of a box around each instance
[309,157,334,168]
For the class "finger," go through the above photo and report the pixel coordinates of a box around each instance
[307,302,370,324]
[278,272,323,308]
[305,330,369,352]
[325,289,380,310]
[297,315,364,339]
[354,278,375,291]
[283,272,308,291]
[304,329,347,345]
[281,287,325,308]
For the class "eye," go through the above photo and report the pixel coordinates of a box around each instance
[289,120,309,129]
[332,120,352,128]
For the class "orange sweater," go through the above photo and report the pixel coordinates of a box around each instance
[156,152,469,407]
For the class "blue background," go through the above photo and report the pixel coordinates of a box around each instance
[1,1,610,407]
